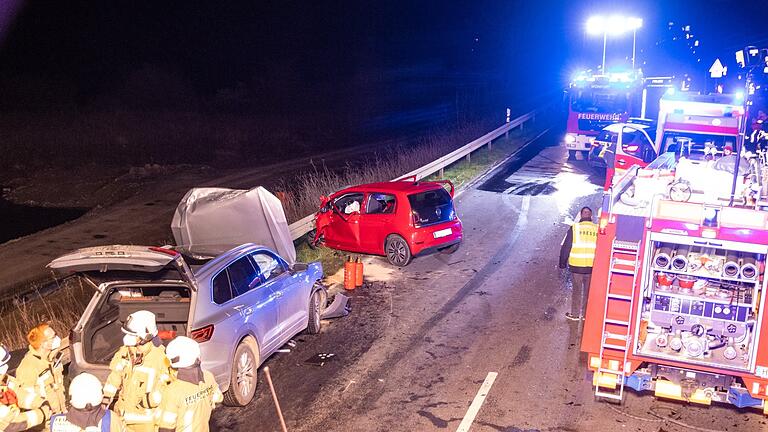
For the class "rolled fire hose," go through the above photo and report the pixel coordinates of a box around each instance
[654,245,672,269]
[723,251,740,278]
[741,253,758,280]
[671,245,691,271]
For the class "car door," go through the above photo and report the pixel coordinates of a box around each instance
[358,192,397,254]
[251,251,306,342]
[324,192,363,250]
[616,126,656,171]
[216,255,281,354]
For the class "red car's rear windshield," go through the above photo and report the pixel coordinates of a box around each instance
[408,188,454,226]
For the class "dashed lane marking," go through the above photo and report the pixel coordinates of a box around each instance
[456,372,499,432]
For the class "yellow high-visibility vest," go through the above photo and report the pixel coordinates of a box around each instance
[568,221,597,268]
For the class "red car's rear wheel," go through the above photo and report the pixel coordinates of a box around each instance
[385,234,412,267]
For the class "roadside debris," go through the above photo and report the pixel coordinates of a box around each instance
[321,293,351,319]
[305,353,336,366]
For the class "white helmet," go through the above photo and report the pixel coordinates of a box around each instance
[69,373,104,409]
[166,336,201,368]
[122,310,158,342]
[0,345,9,376]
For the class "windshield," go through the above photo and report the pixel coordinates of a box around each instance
[571,90,629,113]
[661,131,737,159]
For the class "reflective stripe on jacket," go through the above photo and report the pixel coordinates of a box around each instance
[0,403,46,432]
[156,370,223,432]
[568,221,597,268]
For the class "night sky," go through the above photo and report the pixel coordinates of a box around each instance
[1,1,768,126]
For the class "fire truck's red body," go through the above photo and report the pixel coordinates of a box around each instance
[581,154,768,412]
[564,71,643,159]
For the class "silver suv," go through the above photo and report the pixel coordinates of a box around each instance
[49,243,325,406]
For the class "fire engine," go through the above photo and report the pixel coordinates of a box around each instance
[564,70,643,160]
[581,142,768,411]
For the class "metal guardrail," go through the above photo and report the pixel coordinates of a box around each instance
[288,108,541,240]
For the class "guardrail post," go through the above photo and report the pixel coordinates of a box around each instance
[465,153,471,163]
[488,140,493,150]
[520,121,524,132]
[439,167,444,178]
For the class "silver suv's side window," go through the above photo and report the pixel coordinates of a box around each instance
[212,270,233,304]
[252,252,285,283]
[227,256,260,297]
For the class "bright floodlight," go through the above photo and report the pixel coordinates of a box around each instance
[586,16,605,35]
[628,17,643,30]
[606,15,628,35]
[586,15,642,35]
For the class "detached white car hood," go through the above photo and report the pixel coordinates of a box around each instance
[171,186,296,264]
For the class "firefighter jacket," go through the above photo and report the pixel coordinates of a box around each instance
[560,220,597,272]
[0,376,48,432]
[103,341,171,426]
[50,409,126,432]
[14,345,66,414]
[156,370,223,432]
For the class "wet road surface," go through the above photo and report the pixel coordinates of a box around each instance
[212,131,766,431]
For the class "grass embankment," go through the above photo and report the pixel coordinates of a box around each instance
[294,127,535,272]
[0,278,94,350]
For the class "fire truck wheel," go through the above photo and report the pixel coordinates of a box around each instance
[568,150,577,160]
[581,150,589,160]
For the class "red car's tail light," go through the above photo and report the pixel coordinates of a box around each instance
[411,210,422,228]
[190,324,214,343]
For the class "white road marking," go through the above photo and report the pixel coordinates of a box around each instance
[456,372,498,432]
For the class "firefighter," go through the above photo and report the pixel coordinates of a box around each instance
[103,310,171,432]
[0,344,49,431]
[15,324,66,416]
[50,373,126,431]
[559,206,598,321]
[156,337,222,432]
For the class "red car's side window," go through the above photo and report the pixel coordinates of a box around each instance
[366,193,396,215]
[333,193,364,215]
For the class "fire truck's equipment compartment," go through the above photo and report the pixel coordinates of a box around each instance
[637,233,767,373]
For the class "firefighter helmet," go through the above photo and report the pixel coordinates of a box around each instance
[0,345,9,376]
[121,310,158,342]
[166,336,201,368]
[69,373,104,409]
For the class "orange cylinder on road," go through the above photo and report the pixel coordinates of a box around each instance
[344,256,357,290]
[355,256,364,287]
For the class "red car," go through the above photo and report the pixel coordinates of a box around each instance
[311,178,463,266]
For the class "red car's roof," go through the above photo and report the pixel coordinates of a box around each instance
[336,180,445,195]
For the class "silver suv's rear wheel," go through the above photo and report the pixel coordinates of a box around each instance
[223,338,259,406]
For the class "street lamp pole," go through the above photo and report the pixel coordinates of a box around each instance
[602,30,608,71]
[632,29,637,69]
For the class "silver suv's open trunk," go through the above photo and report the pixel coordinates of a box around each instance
[81,281,192,365]
[47,245,197,379]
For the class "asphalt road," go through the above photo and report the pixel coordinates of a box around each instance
[212,130,767,431]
